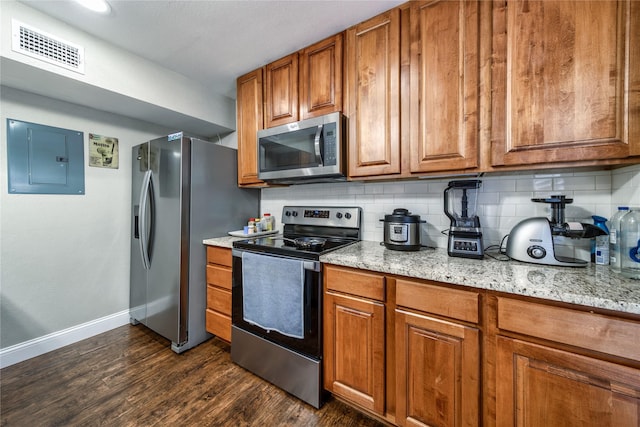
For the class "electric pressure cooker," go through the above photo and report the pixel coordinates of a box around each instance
[380,208,425,251]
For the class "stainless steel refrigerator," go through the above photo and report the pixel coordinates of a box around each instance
[130,133,259,353]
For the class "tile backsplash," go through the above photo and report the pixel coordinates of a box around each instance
[260,164,640,261]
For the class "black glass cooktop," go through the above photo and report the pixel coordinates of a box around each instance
[233,235,356,260]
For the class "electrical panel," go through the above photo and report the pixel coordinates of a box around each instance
[7,119,84,195]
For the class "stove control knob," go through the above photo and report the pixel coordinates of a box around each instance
[336,212,343,219]
[527,245,546,259]
[344,212,352,219]
[292,211,298,217]
[285,210,291,217]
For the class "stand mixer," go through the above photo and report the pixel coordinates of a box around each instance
[506,195,607,267]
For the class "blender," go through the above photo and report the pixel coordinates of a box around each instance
[444,180,484,259]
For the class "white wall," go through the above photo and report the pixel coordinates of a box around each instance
[0,86,174,349]
[261,165,640,259]
[0,1,236,137]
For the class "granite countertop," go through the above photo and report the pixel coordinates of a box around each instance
[203,236,248,248]
[203,237,640,316]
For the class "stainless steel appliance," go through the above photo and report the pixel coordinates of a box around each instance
[257,112,346,184]
[231,206,362,408]
[380,208,425,251]
[444,180,484,259]
[506,195,606,267]
[130,133,259,353]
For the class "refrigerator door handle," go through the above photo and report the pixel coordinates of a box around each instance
[138,170,153,270]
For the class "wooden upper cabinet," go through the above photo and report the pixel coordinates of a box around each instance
[300,34,343,120]
[409,0,480,173]
[236,68,264,186]
[265,53,299,128]
[346,9,401,178]
[491,0,640,167]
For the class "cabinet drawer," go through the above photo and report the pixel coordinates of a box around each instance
[206,246,232,267]
[206,309,231,342]
[497,297,640,361]
[206,265,232,290]
[396,278,479,323]
[207,285,231,316]
[325,265,385,301]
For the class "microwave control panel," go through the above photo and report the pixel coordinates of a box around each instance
[322,123,337,166]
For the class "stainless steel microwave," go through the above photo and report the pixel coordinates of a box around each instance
[257,112,346,184]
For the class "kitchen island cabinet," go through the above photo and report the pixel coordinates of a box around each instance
[205,246,233,342]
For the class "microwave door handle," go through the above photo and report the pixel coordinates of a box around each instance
[313,125,323,165]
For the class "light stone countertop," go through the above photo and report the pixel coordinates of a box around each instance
[203,236,248,248]
[203,237,640,316]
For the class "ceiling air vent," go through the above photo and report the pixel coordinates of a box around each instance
[11,19,85,74]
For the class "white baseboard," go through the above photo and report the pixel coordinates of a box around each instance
[0,310,130,369]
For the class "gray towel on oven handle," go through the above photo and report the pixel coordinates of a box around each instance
[241,251,305,339]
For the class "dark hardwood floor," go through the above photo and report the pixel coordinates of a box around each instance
[1,325,385,427]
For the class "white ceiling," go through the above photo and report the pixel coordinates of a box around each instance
[19,0,405,100]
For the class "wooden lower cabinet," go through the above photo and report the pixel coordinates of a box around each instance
[205,246,232,342]
[496,336,640,427]
[324,291,386,414]
[324,265,640,427]
[324,266,386,415]
[395,309,480,427]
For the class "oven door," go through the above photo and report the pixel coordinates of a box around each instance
[231,249,322,359]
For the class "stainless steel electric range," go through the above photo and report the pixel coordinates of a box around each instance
[231,206,362,408]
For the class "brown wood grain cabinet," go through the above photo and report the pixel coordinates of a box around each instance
[495,297,640,427]
[205,246,233,342]
[265,53,299,128]
[323,266,386,415]
[490,0,640,167]
[395,279,480,427]
[299,34,343,120]
[324,263,640,426]
[236,69,265,186]
[408,0,480,174]
[266,34,343,128]
[345,9,401,178]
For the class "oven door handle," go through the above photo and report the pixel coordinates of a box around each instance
[232,250,321,272]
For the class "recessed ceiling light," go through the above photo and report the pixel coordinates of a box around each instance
[74,0,111,14]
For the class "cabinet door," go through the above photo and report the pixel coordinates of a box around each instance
[409,0,479,173]
[300,34,343,120]
[236,69,264,186]
[496,336,640,427]
[346,9,401,177]
[265,53,299,128]
[395,309,480,427]
[491,0,640,166]
[324,291,386,415]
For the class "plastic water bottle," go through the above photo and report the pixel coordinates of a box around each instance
[609,207,630,272]
[620,209,640,279]
[591,215,609,265]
